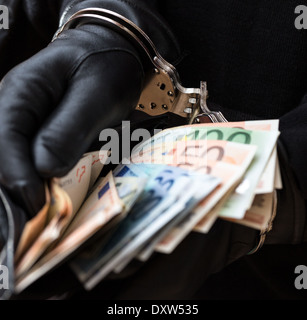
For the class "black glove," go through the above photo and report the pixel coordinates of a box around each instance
[0,21,145,217]
[0,0,181,219]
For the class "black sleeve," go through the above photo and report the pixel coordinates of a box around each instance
[263,97,307,245]
[279,93,307,200]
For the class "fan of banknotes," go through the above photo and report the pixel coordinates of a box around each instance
[13,119,282,293]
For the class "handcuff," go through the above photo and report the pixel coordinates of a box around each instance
[53,8,275,254]
[53,7,227,125]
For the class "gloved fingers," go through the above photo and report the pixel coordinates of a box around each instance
[33,50,143,178]
[0,49,67,216]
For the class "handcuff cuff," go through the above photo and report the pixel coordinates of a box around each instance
[53,7,274,253]
[53,7,227,125]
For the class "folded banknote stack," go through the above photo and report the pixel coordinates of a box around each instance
[13,119,282,294]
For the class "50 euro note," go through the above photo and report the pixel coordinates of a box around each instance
[131,139,256,169]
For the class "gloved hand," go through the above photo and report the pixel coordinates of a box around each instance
[0,23,144,217]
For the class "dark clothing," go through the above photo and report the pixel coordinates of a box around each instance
[2,0,307,299]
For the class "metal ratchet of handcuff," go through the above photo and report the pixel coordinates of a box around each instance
[53,7,227,124]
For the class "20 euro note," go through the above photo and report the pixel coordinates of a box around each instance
[135,162,243,259]
[75,170,220,282]
[15,170,124,294]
